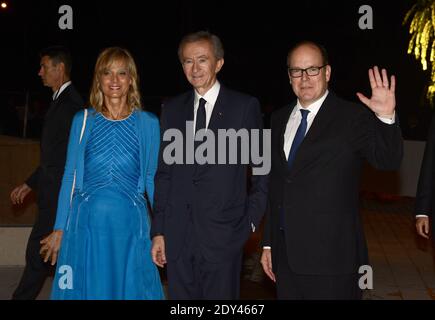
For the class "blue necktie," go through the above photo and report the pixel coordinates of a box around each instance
[287,109,310,169]
[280,108,310,229]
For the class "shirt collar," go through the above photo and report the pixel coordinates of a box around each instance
[194,81,221,108]
[293,89,329,117]
[53,81,72,100]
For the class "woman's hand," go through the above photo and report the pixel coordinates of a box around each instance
[40,230,64,266]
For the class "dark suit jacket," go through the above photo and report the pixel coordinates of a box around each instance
[26,84,84,217]
[262,92,403,275]
[151,85,268,263]
[415,113,435,240]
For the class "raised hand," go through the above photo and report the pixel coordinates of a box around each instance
[356,66,396,118]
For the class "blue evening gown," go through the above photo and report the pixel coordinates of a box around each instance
[51,112,164,299]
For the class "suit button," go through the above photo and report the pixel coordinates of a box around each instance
[286,179,292,184]
[192,180,198,186]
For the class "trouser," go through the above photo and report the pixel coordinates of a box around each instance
[12,178,58,300]
[166,220,243,299]
[276,231,363,300]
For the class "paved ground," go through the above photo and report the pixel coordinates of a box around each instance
[1,196,434,300]
[361,196,435,300]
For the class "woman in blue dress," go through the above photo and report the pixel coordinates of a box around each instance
[40,47,164,300]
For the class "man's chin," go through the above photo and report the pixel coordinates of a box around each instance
[300,94,315,102]
[190,80,203,88]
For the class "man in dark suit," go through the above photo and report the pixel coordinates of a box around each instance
[415,116,435,241]
[260,41,403,299]
[10,46,83,299]
[151,31,268,299]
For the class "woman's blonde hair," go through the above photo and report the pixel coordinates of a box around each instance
[89,47,142,113]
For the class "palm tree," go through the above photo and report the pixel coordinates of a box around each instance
[404,0,435,101]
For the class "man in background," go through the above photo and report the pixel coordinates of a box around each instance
[10,46,83,299]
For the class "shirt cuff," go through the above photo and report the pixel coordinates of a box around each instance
[263,246,271,249]
[376,111,395,124]
[251,222,255,233]
[416,215,429,218]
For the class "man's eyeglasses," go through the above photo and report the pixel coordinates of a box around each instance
[287,65,327,78]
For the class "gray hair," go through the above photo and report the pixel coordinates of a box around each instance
[178,31,224,62]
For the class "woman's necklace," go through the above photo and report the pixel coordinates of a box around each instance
[105,108,130,120]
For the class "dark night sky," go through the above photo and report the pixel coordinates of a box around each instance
[0,0,433,139]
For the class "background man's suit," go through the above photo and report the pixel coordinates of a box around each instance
[13,84,83,299]
[152,85,268,299]
[415,113,435,239]
[262,92,403,298]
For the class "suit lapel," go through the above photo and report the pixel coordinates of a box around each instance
[45,85,72,120]
[288,93,338,176]
[279,103,296,165]
[41,94,61,141]
[183,92,196,176]
[193,87,225,176]
[207,86,226,132]
[44,99,57,119]
[184,91,194,126]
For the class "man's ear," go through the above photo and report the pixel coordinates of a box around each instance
[325,65,331,82]
[56,62,66,75]
[215,58,224,73]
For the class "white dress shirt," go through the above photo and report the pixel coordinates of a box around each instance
[52,81,71,100]
[193,80,221,133]
[283,91,329,159]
